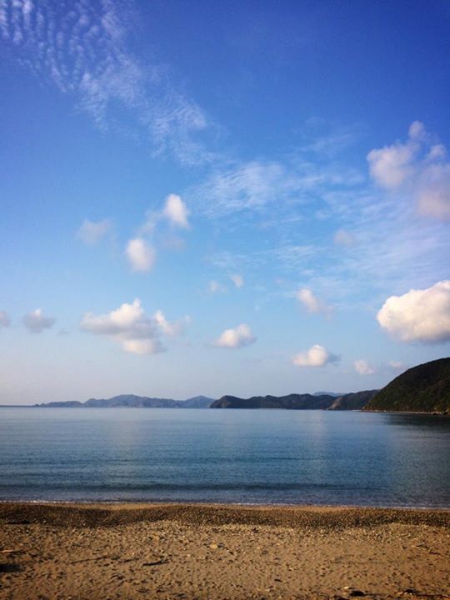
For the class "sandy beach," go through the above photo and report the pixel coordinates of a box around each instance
[0,503,449,600]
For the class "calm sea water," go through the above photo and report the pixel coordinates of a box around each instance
[0,408,449,508]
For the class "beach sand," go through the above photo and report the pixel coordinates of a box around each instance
[0,503,449,600]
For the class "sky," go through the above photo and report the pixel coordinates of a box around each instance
[0,0,449,405]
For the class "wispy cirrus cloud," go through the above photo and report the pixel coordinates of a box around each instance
[197,122,449,311]
[333,229,356,248]
[0,0,212,164]
[187,156,363,219]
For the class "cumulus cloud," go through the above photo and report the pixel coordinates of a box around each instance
[125,238,156,272]
[153,310,190,337]
[354,359,375,375]
[377,280,450,343]
[162,194,190,228]
[292,344,339,367]
[80,299,188,355]
[297,288,331,316]
[0,310,11,328]
[23,309,55,333]
[230,274,244,288]
[143,194,190,233]
[77,218,113,245]
[367,122,450,220]
[213,324,256,348]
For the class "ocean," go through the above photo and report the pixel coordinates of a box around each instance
[0,407,449,507]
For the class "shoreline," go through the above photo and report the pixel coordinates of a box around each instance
[1,503,449,599]
[0,500,450,528]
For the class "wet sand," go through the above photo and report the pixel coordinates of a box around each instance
[0,503,449,600]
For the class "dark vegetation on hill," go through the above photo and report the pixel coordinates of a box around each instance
[210,390,378,410]
[36,395,214,409]
[364,358,450,414]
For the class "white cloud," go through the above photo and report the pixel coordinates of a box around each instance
[354,359,375,375]
[367,138,416,189]
[230,274,244,288]
[417,162,450,220]
[162,194,190,229]
[23,309,55,333]
[367,122,450,220]
[121,339,162,356]
[153,310,190,337]
[80,299,189,355]
[0,310,11,328]
[213,324,256,349]
[296,288,331,316]
[141,193,190,233]
[389,360,406,370]
[333,229,356,247]
[77,218,113,245]
[125,238,156,272]
[208,280,227,294]
[292,344,338,367]
[377,280,450,343]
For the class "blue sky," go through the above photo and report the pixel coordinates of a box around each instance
[1,0,449,404]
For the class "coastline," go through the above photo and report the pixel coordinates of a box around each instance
[1,503,449,599]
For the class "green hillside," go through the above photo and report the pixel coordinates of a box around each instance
[364,358,450,413]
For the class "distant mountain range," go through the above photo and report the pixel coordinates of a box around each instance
[35,391,378,410]
[210,390,378,410]
[33,358,450,414]
[35,394,214,409]
[364,357,450,414]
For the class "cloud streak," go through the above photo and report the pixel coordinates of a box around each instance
[188,156,362,219]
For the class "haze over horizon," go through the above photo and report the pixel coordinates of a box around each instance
[1,0,449,405]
